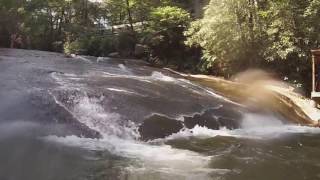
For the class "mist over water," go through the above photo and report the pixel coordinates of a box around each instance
[1,49,320,180]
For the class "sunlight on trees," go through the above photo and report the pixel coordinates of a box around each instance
[185,0,320,91]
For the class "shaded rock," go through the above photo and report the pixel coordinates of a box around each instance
[139,107,242,141]
[139,115,183,141]
[184,108,242,130]
[134,44,147,58]
[184,112,220,130]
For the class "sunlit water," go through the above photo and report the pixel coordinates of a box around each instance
[1,49,320,180]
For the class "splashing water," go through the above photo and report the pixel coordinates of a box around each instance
[72,96,139,139]
[164,113,320,141]
[46,68,320,180]
[4,49,320,180]
[151,71,176,82]
[45,92,320,179]
[44,94,218,179]
[118,64,133,75]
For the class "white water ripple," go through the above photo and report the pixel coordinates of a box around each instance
[164,113,320,141]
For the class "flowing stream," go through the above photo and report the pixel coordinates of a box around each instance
[1,49,320,180]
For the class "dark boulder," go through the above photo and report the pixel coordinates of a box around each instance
[185,107,242,130]
[139,106,243,141]
[139,115,183,141]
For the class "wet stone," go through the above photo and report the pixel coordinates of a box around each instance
[139,107,243,141]
[184,108,242,130]
[139,115,183,141]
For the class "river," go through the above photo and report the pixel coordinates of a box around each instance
[0,48,320,180]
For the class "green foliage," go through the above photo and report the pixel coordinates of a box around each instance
[64,35,115,56]
[102,0,127,26]
[116,30,137,57]
[0,0,194,61]
[150,6,190,30]
[186,0,268,75]
[186,0,320,90]
[142,6,193,67]
[63,40,82,55]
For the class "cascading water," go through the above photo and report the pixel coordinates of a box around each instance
[1,49,320,180]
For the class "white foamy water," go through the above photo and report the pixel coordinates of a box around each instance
[165,113,320,141]
[107,87,135,94]
[50,72,85,90]
[44,96,216,179]
[72,55,92,63]
[151,71,176,82]
[44,135,215,179]
[44,90,320,180]
[72,96,139,140]
[47,62,320,179]
[118,64,133,74]
[43,94,221,179]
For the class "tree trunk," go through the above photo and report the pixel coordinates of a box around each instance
[125,0,134,32]
[248,0,257,66]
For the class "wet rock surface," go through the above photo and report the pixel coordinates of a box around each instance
[0,48,273,140]
[139,115,183,141]
[184,107,241,130]
[1,49,320,180]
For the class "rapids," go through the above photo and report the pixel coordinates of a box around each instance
[1,48,320,180]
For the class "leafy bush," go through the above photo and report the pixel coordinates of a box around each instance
[64,40,85,55]
[115,30,137,57]
[100,36,116,56]
[64,35,116,56]
[150,6,190,30]
[144,6,192,67]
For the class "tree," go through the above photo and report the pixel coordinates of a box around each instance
[185,0,265,75]
[145,6,191,66]
[185,0,320,91]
